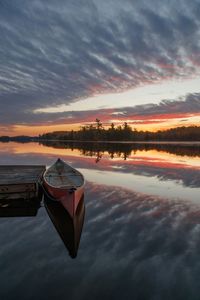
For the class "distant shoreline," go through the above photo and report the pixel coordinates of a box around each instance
[1,138,200,146]
[1,125,200,144]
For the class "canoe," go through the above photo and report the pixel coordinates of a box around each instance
[44,194,85,258]
[42,158,84,218]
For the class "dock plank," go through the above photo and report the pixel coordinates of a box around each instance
[0,184,35,194]
[0,165,46,185]
[0,165,46,200]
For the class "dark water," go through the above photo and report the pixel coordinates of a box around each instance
[0,141,200,300]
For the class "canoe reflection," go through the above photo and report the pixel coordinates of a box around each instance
[44,194,85,258]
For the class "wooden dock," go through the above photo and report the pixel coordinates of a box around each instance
[0,165,46,217]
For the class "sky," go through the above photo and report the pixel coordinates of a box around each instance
[0,0,200,136]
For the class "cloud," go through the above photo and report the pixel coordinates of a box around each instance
[112,93,200,124]
[1,0,200,126]
[1,92,199,126]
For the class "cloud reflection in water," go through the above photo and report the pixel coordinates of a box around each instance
[82,182,200,300]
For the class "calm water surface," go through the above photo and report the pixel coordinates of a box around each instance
[0,141,200,300]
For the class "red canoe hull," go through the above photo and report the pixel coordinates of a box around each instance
[43,181,84,218]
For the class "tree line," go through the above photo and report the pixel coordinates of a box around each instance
[40,119,200,141]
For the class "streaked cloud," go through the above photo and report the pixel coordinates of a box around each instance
[1,0,200,131]
[2,93,199,128]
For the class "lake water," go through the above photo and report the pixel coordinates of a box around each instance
[0,141,200,300]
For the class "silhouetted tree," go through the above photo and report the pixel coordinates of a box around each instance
[39,123,200,142]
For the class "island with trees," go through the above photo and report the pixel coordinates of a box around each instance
[39,119,200,142]
[0,120,200,143]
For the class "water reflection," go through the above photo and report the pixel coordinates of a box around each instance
[0,141,200,299]
[40,140,200,159]
[0,141,199,201]
[0,198,41,217]
[82,182,200,300]
[44,194,85,258]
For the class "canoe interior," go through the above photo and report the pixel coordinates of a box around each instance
[44,159,84,189]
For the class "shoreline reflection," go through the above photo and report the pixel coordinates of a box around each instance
[0,141,199,201]
[40,140,200,159]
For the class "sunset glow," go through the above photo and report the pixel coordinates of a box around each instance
[5,114,199,136]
